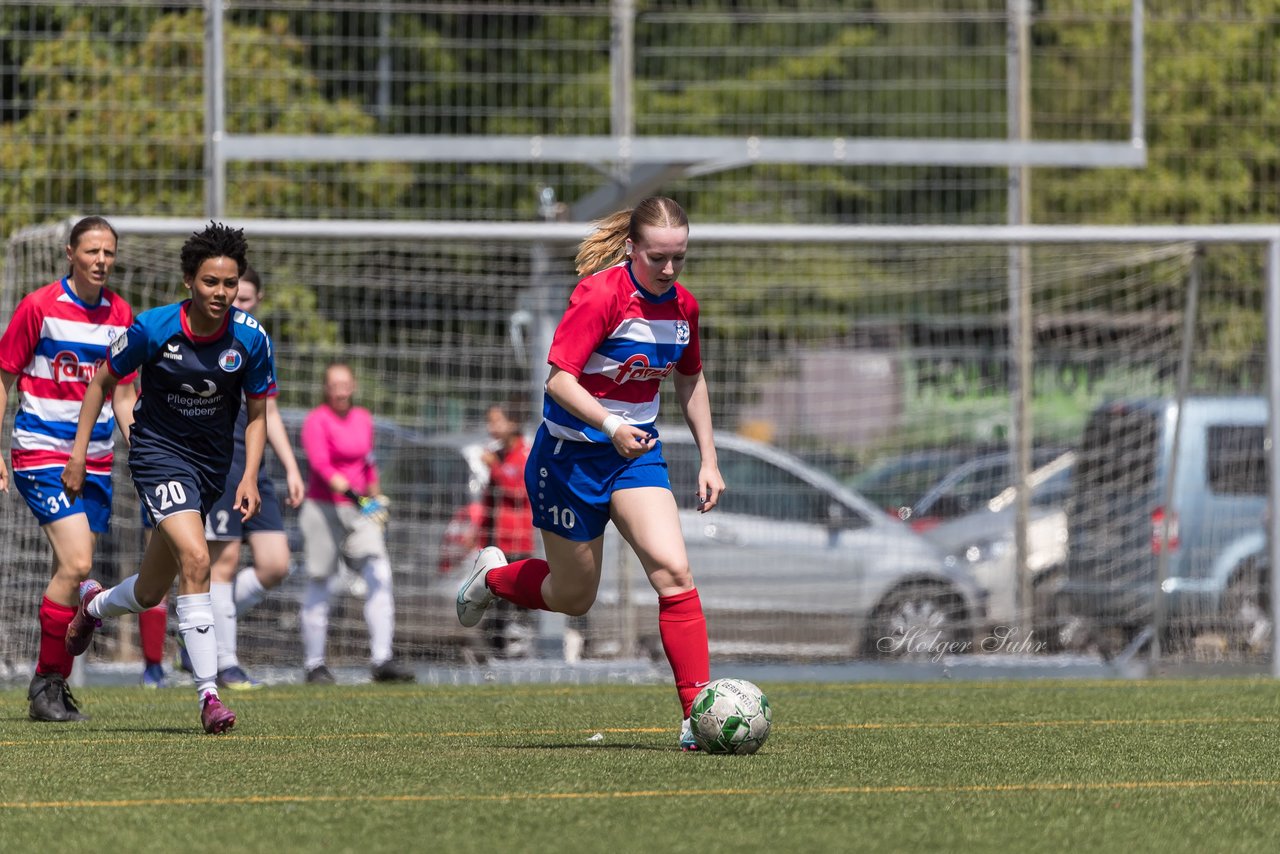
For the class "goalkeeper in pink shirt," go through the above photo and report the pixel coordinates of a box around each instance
[297,362,413,684]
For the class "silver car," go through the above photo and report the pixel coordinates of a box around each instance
[590,430,986,660]
[924,450,1074,637]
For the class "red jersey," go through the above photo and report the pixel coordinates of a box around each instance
[0,278,135,474]
[543,262,701,443]
[484,437,534,556]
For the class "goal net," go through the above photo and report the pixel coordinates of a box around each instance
[1,219,1274,676]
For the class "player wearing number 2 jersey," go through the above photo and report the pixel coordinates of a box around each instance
[455,196,726,750]
[61,222,275,734]
[0,216,137,723]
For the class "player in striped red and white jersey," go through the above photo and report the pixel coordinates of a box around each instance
[455,196,727,750]
[540,255,701,444]
[0,216,138,722]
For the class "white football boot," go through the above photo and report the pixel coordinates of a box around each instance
[456,546,506,627]
[679,717,701,751]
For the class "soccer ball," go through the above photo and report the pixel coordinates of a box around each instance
[689,678,772,754]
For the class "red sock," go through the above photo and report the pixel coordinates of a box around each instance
[138,601,167,665]
[659,588,710,718]
[37,597,76,678]
[485,558,550,611]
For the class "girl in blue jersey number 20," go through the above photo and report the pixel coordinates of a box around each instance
[61,222,275,734]
[456,196,726,750]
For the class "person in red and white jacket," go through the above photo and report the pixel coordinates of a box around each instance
[0,216,137,723]
[478,399,535,657]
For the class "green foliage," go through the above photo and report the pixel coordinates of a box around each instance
[0,9,413,235]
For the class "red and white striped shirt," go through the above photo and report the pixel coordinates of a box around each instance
[0,278,135,474]
[544,262,701,443]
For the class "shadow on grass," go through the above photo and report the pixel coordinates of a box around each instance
[510,742,669,752]
[101,726,206,735]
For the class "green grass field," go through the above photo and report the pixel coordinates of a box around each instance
[2,676,1279,853]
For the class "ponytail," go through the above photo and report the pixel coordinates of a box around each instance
[574,210,631,278]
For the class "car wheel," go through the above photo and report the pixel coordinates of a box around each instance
[867,583,969,658]
[1032,568,1072,653]
[1223,568,1271,655]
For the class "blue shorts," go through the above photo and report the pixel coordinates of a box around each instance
[525,424,671,542]
[130,446,223,527]
[205,467,283,541]
[14,467,112,533]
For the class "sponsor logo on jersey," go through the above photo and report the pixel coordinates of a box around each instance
[179,378,219,398]
[614,354,675,384]
[110,334,129,358]
[51,351,104,383]
[163,341,183,361]
[218,349,242,372]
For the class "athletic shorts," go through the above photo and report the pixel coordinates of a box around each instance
[205,466,283,541]
[298,498,388,579]
[129,446,224,527]
[525,423,671,542]
[14,467,113,533]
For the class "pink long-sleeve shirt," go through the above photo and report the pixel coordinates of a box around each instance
[301,403,378,504]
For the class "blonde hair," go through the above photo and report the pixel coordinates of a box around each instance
[574,196,689,278]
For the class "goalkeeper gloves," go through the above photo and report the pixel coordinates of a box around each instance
[346,490,391,527]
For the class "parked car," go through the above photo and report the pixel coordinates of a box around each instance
[592,430,986,659]
[925,451,1074,638]
[846,448,976,518]
[1062,396,1271,653]
[899,446,1069,532]
[437,428,987,660]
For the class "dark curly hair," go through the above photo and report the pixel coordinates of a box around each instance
[180,221,248,280]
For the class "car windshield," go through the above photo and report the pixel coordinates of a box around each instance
[849,452,967,511]
[663,440,857,524]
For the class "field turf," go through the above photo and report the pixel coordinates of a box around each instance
[1,676,1279,853]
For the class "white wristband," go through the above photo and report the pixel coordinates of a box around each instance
[601,414,625,438]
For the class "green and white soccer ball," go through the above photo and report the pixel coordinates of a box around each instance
[689,678,772,754]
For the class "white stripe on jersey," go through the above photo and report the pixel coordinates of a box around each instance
[41,315,123,348]
[582,350,625,377]
[21,395,111,424]
[608,317,687,345]
[12,427,113,458]
[545,425,593,442]
[543,395,661,442]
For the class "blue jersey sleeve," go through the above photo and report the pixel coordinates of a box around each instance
[107,311,164,379]
[233,310,277,398]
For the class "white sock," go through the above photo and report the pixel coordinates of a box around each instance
[176,593,218,698]
[361,557,394,666]
[210,582,238,671]
[233,567,267,616]
[300,579,330,671]
[88,575,142,619]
